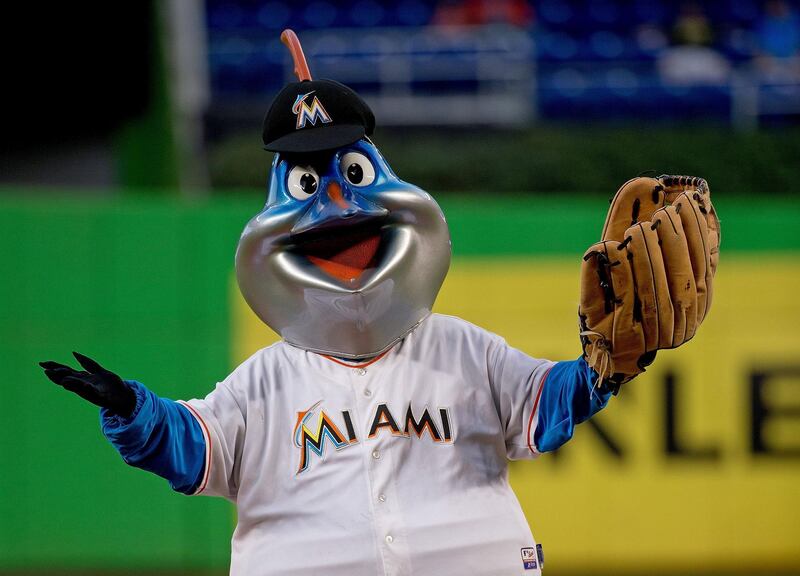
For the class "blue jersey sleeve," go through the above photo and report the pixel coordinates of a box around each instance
[534,357,612,453]
[100,381,206,495]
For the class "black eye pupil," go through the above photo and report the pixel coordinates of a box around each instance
[347,163,364,184]
[299,173,317,194]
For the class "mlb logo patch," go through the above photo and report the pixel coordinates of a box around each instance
[521,547,538,570]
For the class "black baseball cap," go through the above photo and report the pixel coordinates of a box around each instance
[262,79,375,153]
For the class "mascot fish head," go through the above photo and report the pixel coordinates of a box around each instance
[235,30,451,359]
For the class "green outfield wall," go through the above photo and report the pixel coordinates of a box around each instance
[0,191,798,573]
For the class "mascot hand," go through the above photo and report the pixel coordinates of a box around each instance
[578,175,721,390]
[39,352,136,417]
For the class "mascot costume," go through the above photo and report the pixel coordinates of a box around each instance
[40,30,720,576]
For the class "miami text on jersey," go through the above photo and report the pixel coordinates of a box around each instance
[294,401,454,474]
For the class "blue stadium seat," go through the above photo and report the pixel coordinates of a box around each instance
[348,0,387,27]
[632,0,669,25]
[256,2,291,29]
[589,31,625,59]
[537,32,579,61]
[302,2,338,28]
[394,0,432,26]
[538,0,574,26]
[588,1,621,26]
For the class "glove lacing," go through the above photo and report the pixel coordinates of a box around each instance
[579,328,612,398]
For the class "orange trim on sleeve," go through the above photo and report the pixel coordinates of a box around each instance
[178,401,212,495]
[526,365,554,456]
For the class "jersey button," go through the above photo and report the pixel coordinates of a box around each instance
[372,449,381,459]
[385,535,394,544]
[364,388,372,397]
[356,368,367,376]
[378,493,386,502]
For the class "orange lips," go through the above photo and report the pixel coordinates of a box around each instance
[299,181,383,282]
[307,234,381,282]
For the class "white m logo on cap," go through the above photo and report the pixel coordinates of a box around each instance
[292,91,333,129]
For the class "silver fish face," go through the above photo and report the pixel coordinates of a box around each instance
[235,140,451,358]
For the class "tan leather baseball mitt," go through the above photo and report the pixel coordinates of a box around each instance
[579,175,721,390]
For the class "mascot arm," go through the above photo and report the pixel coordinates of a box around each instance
[533,357,612,453]
[102,381,206,495]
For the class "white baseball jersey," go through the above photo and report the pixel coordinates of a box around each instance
[181,313,554,576]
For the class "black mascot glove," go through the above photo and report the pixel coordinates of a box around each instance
[39,352,137,418]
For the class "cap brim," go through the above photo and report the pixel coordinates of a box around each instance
[263,124,365,153]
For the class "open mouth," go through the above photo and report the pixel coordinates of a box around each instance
[291,224,384,282]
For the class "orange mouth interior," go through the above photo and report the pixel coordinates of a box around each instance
[305,233,381,282]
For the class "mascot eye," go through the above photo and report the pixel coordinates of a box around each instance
[340,152,376,187]
[287,166,319,200]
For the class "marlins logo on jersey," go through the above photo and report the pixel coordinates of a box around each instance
[293,400,358,474]
[292,91,332,129]
[293,400,455,474]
